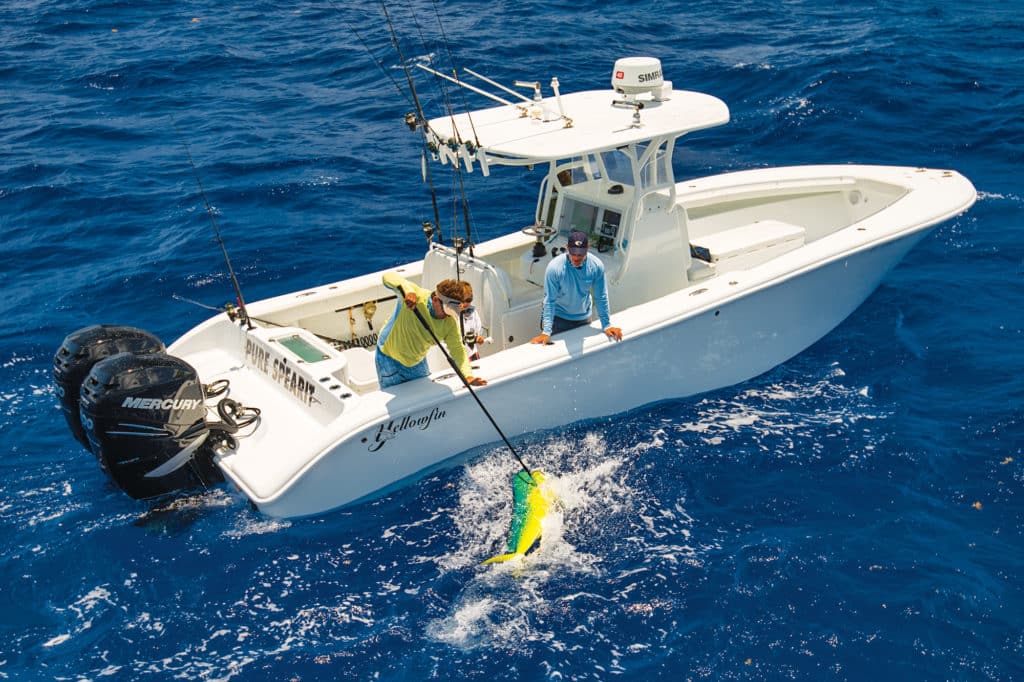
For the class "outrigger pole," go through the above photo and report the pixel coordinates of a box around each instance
[176,127,253,331]
[427,0,481,257]
[398,287,537,484]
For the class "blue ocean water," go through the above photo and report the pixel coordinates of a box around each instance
[2,0,1022,679]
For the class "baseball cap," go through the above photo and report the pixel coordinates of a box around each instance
[567,230,589,255]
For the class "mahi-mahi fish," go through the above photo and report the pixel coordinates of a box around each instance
[483,470,553,564]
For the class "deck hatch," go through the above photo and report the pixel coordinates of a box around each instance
[277,335,331,363]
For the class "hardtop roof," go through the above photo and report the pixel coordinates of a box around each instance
[426,88,730,165]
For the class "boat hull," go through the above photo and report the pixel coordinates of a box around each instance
[236,228,926,518]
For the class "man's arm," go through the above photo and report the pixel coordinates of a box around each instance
[532,260,560,344]
[590,260,611,329]
[589,260,622,341]
[540,260,560,336]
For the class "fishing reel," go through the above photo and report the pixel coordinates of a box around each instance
[363,300,377,330]
[463,330,492,349]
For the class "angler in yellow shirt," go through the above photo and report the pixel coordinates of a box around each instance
[375,272,487,389]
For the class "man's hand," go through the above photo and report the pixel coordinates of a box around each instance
[466,375,488,386]
[604,326,623,341]
[403,292,418,309]
[530,333,550,345]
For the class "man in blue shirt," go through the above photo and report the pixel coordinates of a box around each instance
[530,230,623,344]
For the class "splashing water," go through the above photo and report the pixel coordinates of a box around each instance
[425,432,650,650]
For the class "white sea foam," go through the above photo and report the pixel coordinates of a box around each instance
[222,518,291,539]
[43,633,71,648]
[425,596,497,647]
[426,434,638,650]
[976,190,1020,202]
[438,433,629,574]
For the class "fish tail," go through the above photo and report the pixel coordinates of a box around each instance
[482,552,519,565]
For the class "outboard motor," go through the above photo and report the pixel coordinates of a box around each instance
[53,325,165,450]
[79,351,224,499]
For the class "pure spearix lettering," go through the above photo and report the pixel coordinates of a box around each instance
[244,338,316,407]
[245,338,270,373]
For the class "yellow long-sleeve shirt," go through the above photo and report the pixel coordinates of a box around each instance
[380,272,472,377]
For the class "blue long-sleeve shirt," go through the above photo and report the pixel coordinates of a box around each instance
[541,253,611,335]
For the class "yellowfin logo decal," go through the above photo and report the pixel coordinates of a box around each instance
[363,407,447,452]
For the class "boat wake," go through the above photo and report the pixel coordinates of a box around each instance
[663,363,892,470]
[131,489,238,537]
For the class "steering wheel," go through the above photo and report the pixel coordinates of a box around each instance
[521,223,557,239]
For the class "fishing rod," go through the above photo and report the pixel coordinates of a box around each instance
[380,2,426,134]
[380,1,448,245]
[391,0,479,338]
[171,293,227,313]
[425,70,477,256]
[452,149,476,258]
[427,0,483,256]
[399,0,477,152]
[398,286,537,484]
[331,2,445,244]
[175,126,254,331]
[390,0,477,255]
[429,0,481,150]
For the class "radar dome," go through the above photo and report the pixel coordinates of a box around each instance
[611,57,663,96]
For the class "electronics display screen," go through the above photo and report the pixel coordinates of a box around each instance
[566,201,597,233]
[601,210,622,237]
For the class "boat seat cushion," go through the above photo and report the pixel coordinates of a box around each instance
[341,346,379,393]
[691,219,805,271]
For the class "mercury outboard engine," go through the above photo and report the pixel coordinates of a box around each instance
[54,325,165,449]
[79,351,226,499]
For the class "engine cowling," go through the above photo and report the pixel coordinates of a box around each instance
[79,351,224,500]
[53,325,165,450]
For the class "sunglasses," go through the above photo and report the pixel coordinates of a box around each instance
[434,292,463,311]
